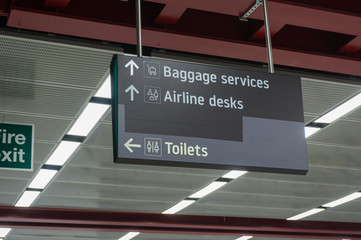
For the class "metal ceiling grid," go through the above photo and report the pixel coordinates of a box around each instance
[0,31,361,239]
[180,168,361,221]
[38,163,226,212]
[310,120,361,145]
[83,121,113,147]
[347,108,361,121]
[306,143,361,169]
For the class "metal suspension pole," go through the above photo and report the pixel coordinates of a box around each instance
[262,0,274,73]
[136,0,142,57]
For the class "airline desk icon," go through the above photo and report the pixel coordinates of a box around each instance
[143,61,160,79]
[144,86,161,104]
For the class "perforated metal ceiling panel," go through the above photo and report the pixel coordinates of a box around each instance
[301,78,361,118]
[0,33,116,218]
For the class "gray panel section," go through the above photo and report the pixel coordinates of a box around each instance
[117,105,307,173]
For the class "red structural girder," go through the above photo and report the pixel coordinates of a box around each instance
[6,7,361,77]
[249,0,361,53]
[43,0,70,8]
[0,206,360,239]
[3,0,361,76]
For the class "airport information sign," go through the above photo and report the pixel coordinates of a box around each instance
[0,122,33,171]
[111,55,307,174]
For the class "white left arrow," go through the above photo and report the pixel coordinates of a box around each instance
[124,138,141,153]
[125,85,139,101]
[125,60,139,76]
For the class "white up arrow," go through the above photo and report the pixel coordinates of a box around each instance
[124,138,141,153]
[125,85,139,101]
[124,60,139,76]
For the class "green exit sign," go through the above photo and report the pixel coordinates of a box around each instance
[0,123,34,171]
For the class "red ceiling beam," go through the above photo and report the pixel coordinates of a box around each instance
[44,0,70,8]
[0,0,10,16]
[6,8,361,76]
[0,206,360,239]
[148,0,255,17]
[249,1,361,53]
[154,4,187,24]
[339,37,361,53]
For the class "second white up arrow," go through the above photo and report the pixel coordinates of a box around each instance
[125,85,139,101]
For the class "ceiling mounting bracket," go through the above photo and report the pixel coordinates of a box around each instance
[239,0,263,21]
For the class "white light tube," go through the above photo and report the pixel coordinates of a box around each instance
[162,200,196,214]
[287,208,324,221]
[118,232,140,240]
[94,74,111,99]
[45,141,80,166]
[322,192,361,208]
[189,181,227,199]
[67,102,110,136]
[222,170,247,179]
[15,190,41,207]
[0,228,11,238]
[28,169,58,189]
[235,236,253,240]
[314,92,361,124]
[304,126,321,138]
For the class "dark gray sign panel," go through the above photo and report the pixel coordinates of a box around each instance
[111,55,307,174]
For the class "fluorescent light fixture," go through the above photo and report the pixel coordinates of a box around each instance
[67,102,110,136]
[322,192,361,208]
[287,208,324,221]
[45,141,80,166]
[189,181,227,199]
[94,74,111,99]
[28,169,58,189]
[314,92,361,124]
[304,126,321,138]
[15,190,41,207]
[235,236,253,240]
[162,200,196,214]
[222,170,247,179]
[0,228,11,237]
[118,232,140,240]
